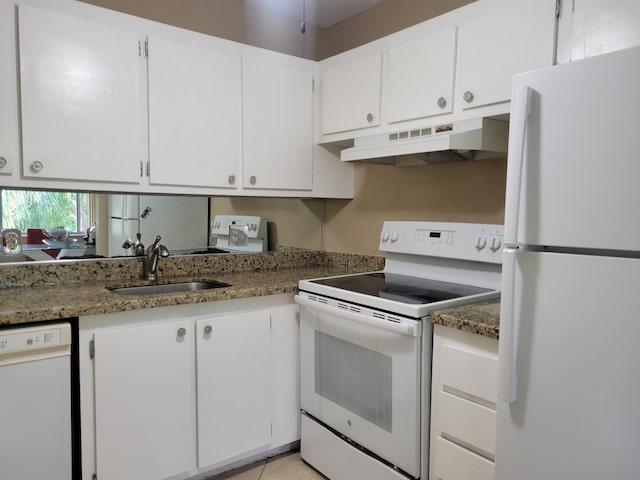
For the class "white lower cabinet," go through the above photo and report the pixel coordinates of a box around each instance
[196,312,271,469]
[93,319,195,480]
[430,324,498,480]
[79,295,300,480]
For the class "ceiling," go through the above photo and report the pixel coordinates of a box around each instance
[244,0,385,28]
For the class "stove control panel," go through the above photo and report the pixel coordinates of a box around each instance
[379,221,503,264]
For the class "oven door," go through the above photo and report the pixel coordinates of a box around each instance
[297,296,422,477]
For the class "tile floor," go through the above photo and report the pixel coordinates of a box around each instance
[209,452,326,480]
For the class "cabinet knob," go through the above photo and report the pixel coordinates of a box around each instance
[437,97,447,109]
[366,113,374,123]
[204,325,213,336]
[463,91,475,103]
[228,175,236,185]
[29,161,43,173]
[249,175,257,185]
[0,157,6,169]
[177,327,187,338]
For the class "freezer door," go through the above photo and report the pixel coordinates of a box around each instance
[504,46,640,251]
[496,250,640,479]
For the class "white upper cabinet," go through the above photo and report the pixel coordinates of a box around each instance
[147,34,241,189]
[320,50,383,135]
[242,55,314,191]
[455,0,557,113]
[557,0,640,63]
[18,3,143,184]
[387,26,457,124]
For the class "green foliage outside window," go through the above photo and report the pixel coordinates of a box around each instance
[1,190,90,233]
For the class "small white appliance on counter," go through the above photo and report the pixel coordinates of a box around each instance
[0,322,72,480]
[496,46,640,479]
[295,221,503,480]
[106,194,209,256]
[211,215,268,253]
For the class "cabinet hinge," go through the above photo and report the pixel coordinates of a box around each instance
[146,161,151,177]
[92,474,97,480]
[555,0,562,18]
[89,339,95,360]
[138,40,149,57]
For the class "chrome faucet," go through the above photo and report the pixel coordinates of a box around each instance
[144,235,170,281]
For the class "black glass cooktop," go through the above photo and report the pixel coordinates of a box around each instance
[310,272,493,305]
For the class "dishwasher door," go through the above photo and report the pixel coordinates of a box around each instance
[0,323,72,480]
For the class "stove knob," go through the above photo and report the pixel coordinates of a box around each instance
[475,236,487,250]
[490,237,502,252]
[390,231,399,243]
[381,231,390,242]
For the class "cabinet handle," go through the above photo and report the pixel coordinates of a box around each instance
[437,97,447,109]
[366,113,374,123]
[228,175,236,185]
[463,91,475,103]
[177,327,187,338]
[249,175,257,185]
[204,325,213,336]
[29,161,43,173]
[0,157,6,169]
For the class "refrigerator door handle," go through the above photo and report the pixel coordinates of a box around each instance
[499,247,519,403]
[504,85,533,245]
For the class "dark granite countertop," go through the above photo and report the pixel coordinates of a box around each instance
[429,300,500,339]
[0,250,384,326]
[0,250,500,337]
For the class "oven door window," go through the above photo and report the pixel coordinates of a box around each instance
[315,331,393,432]
[300,304,421,477]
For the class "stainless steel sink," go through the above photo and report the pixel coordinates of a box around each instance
[108,280,231,296]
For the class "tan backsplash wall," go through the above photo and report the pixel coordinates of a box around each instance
[324,158,507,255]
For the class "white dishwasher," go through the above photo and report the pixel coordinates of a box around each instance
[0,322,72,480]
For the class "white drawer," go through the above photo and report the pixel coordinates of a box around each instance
[433,436,494,480]
[438,390,496,456]
[439,343,498,404]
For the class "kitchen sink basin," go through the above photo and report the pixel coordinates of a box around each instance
[108,280,231,296]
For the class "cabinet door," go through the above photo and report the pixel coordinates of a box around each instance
[196,310,271,469]
[18,4,143,184]
[387,27,457,123]
[147,35,241,189]
[0,0,16,176]
[93,320,194,480]
[242,56,313,190]
[321,51,382,135]
[455,0,556,112]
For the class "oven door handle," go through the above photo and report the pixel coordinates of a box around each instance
[294,295,420,337]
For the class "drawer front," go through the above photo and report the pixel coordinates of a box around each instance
[439,343,498,404]
[438,390,496,456]
[434,437,494,480]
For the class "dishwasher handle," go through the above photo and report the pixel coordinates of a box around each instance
[294,294,420,337]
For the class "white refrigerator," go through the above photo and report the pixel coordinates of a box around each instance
[497,46,640,479]
[107,194,209,256]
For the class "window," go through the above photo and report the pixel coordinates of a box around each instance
[0,189,93,234]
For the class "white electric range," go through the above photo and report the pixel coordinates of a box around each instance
[295,221,503,480]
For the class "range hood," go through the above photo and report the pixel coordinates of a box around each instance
[340,117,509,166]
